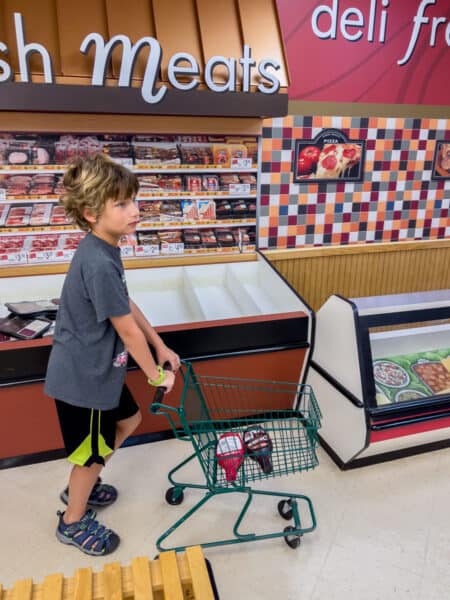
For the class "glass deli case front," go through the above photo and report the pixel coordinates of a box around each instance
[306,290,450,469]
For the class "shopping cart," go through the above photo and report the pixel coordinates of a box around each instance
[151,361,322,551]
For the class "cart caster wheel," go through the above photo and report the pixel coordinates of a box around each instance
[165,487,184,505]
[278,499,293,520]
[283,526,301,549]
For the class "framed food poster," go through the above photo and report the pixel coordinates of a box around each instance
[432,141,450,180]
[292,129,365,184]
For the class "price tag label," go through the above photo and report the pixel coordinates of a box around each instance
[135,244,160,256]
[28,249,63,263]
[120,245,135,257]
[0,251,28,264]
[160,242,184,255]
[229,183,251,195]
[112,158,133,167]
[231,158,252,169]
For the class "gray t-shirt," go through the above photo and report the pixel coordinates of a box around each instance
[45,233,131,410]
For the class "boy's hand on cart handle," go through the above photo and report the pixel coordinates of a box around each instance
[156,345,181,372]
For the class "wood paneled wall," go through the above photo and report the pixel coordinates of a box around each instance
[0,0,288,87]
[264,240,450,311]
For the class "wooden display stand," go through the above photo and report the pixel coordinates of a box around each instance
[0,546,217,600]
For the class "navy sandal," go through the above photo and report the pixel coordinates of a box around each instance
[60,477,118,507]
[56,509,120,556]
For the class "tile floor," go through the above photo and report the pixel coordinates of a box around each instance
[1,439,450,599]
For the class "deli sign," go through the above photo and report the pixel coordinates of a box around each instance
[0,13,281,105]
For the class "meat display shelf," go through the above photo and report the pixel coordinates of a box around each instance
[305,290,450,469]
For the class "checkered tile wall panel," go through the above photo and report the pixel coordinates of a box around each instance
[259,116,450,249]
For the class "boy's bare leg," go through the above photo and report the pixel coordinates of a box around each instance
[63,410,142,523]
[63,463,103,523]
[112,410,142,451]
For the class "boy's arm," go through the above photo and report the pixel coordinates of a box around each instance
[129,298,181,371]
[110,313,175,392]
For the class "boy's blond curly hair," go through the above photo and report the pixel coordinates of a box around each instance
[61,153,139,231]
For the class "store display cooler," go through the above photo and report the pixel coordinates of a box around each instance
[306,290,450,469]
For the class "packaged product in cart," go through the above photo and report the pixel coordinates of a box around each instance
[216,432,245,481]
[243,426,274,474]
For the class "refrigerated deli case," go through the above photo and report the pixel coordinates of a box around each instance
[0,254,313,468]
[306,290,450,469]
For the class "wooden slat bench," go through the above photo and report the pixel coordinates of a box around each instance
[0,545,218,600]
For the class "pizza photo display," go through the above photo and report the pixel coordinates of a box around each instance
[293,129,364,184]
[432,141,450,179]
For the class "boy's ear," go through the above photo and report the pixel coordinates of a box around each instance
[82,207,97,225]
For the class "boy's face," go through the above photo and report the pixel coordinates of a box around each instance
[87,196,140,246]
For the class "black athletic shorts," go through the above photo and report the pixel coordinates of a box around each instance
[55,385,139,467]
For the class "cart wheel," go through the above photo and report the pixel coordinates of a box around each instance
[283,526,301,549]
[278,499,293,520]
[165,487,184,505]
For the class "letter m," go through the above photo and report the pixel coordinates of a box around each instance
[80,33,166,104]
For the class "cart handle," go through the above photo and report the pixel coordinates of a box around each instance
[150,361,172,413]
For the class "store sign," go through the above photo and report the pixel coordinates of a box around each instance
[277,0,450,105]
[0,13,281,104]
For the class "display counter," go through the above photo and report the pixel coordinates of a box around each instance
[306,290,450,468]
[0,253,313,468]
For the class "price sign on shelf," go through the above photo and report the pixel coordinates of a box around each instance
[231,158,252,169]
[27,249,67,263]
[120,245,135,258]
[0,251,28,264]
[160,242,184,255]
[229,183,251,195]
[112,158,134,167]
[135,244,160,256]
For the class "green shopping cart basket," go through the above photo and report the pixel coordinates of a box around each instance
[151,361,322,551]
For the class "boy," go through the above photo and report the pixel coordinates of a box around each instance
[45,154,179,556]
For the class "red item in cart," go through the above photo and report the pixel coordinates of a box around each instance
[216,432,245,482]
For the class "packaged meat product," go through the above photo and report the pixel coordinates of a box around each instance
[212,144,231,167]
[159,200,182,220]
[132,142,180,165]
[7,147,32,165]
[158,230,183,243]
[28,234,59,251]
[178,144,213,165]
[215,228,236,247]
[50,205,72,225]
[0,235,26,253]
[31,144,53,165]
[202,175,219,192]
[219,174,240,190]
[197,200,216,221]
[159,175,183,192]
[200,229,218,248]
[30,203,53,226]
[5,205,32,227]
[181,200,199,221]
[215,200,233,219]
[182,229,202,247]
[59,233,85,250]
[185,175,202,193]
[138,200,161,221]
[138,231,160,245]
[239,173,257,189]
[230,199,248,217]
[0,204,11,226]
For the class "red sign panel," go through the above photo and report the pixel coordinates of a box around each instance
[276,0,450,105]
